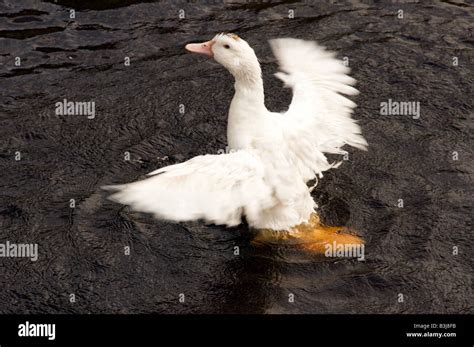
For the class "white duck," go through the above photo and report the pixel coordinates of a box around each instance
[105,33,368,250]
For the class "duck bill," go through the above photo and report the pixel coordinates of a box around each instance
[185,40,215,57]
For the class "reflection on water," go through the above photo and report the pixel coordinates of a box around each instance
[0,0,472,313]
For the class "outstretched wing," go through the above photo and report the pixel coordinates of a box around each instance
[270,38,367,177]
[103,150,275,227]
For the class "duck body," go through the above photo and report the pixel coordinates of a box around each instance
[104,33,367,234]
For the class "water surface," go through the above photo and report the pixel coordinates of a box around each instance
[0,0,472,313]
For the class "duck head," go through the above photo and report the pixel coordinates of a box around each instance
[185,33,262,84]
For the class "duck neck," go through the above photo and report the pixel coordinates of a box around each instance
[231,65,265,111]
[227,63,266,149]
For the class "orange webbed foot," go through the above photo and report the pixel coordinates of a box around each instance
[253,213,364,256]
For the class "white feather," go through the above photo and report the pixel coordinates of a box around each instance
[269,38,368,156]
[105,150,272,227]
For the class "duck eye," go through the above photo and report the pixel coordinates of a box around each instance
[224,44,230,49]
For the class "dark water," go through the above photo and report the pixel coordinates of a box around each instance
[0,0,472,314]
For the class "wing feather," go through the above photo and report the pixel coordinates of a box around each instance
[104,150,275,227]
[270,38,368,163]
